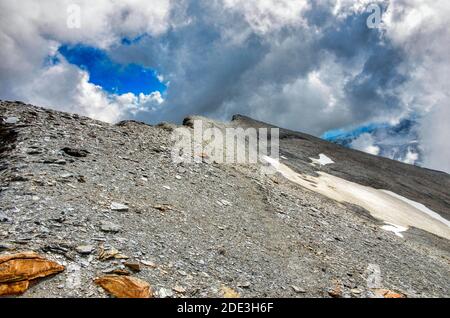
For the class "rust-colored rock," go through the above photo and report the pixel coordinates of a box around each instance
[124,262,141,272]
[98,247,128,261]
[220,286,240,298]
[328,279,342,298]
[0,251,65,296]
[95,275,152,298]
[0,281,29,296]
[0,251,65,283]
[373,288,406,298]
[104,268,130,276]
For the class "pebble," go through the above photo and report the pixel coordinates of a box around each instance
[173,285,186,294]
[0,213,10,223]
[76,245,95,255]
[100,221,121,233]
[351,288,362,295]
[110,202,129,212]
[124,262,141,272]
[237,281,251,288]
[158,287,174,298]
[4,117,19,124]
[141,260,157,268]
[291,285,306,293]
[220,199,232,206]
[61,147,89,158]
[0,242,14,251]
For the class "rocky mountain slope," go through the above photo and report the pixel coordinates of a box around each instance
[0,100,449,298]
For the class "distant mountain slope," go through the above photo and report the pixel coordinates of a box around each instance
[233,114,450,220]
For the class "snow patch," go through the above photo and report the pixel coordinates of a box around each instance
[381,223,408,238]
[261,156,450,240]
[310,153,334,166]
[381,190,450,227]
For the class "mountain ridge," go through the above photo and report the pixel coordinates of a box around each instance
[0,100,449,298]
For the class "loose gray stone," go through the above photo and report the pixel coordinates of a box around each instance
[76,245,95,255]
[0,242,14,251]
[0,213,10,223]
[110,202,129,212]
[237,281,251,288]
[4,117,19,124]
[291,285,306,293]
[158,288,174,298]
[100,221,121,233]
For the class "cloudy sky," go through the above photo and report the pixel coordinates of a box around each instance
[0,0,449,173]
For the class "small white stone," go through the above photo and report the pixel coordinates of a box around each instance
[4,117,18,124]
[220,199,231,206]
[76,245,95,255]
[158,288,174,298]
[110,202,129,211]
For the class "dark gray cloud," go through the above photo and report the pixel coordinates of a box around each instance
[0,0,448,172]
[110,0,408,135]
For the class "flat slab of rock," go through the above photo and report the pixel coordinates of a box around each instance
[0,251,65,296]
[0,213,10,223]
[95,275,152,298]
[4,117,19,124]
[110,202,129,212]
[75,245,95,255]
[100,221,121,233]
[61,147,89,158]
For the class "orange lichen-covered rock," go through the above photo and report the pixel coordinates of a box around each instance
[0,281,30,296]
[372,288,406,298]
[220,286,240,298]
[94,275,152,298]
[0,251,65,283]
[0,251,65,296]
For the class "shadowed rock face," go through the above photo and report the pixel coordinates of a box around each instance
[0,117,18,158]
[0,100,449,298]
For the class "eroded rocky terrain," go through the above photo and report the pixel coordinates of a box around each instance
[0,100,449,298]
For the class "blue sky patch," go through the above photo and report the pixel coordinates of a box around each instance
[322,122,389,141]
[43,54,60,67]
[121,34,147,46]
[58,44,165,95]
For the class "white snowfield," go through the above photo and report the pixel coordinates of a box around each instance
[380,223,408,238]
[381,190,450,228]
[310,154,334,166]
[262,155,450,240]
